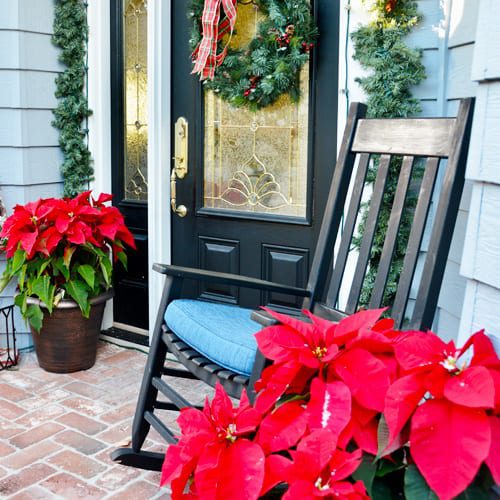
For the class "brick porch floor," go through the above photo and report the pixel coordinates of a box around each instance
[0,341,213,499]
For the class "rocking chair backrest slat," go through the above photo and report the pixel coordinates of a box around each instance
[305,102,368,308]
[391,157,441,328]
[409,98,474,329]
[346,154,392,313]
[315,98,474,330]
[326,153,370,306]
[368,155,415,309]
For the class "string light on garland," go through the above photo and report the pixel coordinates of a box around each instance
[189,0,318,110]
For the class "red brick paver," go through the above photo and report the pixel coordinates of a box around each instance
[41,472,107,499]
[0,400,26,421]
[9,422,65,449]
[9,485,57,499]
[0,463,56,496]
[0,384,31,402]
[56,412,108,435]
[47,449,107,479]
[1,440,62,469]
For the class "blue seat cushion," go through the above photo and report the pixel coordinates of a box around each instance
[164,299,261,376]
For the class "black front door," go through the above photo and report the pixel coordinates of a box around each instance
[171,0,339,310]
[110,0,149,330]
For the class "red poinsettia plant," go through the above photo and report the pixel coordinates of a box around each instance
[0,192,135,331]
[160,308,499,499]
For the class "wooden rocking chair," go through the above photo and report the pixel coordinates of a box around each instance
[111,99,474,471]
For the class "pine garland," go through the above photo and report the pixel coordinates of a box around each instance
[52,0,93,198]
[189,0,318,110]
[351,0,426,308]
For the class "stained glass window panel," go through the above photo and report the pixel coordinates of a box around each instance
[203,2,310,218]
[123,0,148,201]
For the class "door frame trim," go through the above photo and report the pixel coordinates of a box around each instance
[88,0,113,329]
[147,0,172,333]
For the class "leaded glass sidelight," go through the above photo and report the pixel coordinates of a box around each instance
[203,2,310,218]
[123,0,148,201]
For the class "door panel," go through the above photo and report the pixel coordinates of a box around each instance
[171,0,339,310]
[198,237,240,304]
[261,244,310,310]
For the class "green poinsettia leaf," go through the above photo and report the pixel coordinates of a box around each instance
[31,275,54,313]
[18,264,28,290]
[54,256,70,281]
[14,292,27,315]
[0,273,12,293]
[455,485,492,500]
[65,280,90,317]
[12,248,26,274]
[78,264,95,290]
[117,251,127,271]
[100,258,112,287]
[376,459,405,478]
[352,454,376,497]
[82,242,108,261]
[404,465,438,500]
[37,259,52,277]
[26,303,44,333]
[63,246,76,269]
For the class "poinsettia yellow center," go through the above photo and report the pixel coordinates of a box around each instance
[68,211,74,218]
[312,346,328,359]
[30,216,38,224]
[314,477,329,491]
[440,355,458,372]
[225,423,237,443]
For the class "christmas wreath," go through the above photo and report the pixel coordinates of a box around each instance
[189,0,318,110]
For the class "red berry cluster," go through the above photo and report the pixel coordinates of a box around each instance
[276,24,295,49]
[301,41,315,52]
[243,76,260,97]
[275,33,291,48]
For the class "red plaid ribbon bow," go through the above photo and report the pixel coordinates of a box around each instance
[191,0,238,80]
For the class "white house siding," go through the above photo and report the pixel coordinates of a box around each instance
[0,0,63,342]
[458,0,500,348]
[338,0,479,340]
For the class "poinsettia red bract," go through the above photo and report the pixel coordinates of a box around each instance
[0,192,135,330]
[161,384,265,499]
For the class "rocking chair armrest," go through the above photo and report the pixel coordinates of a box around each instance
[250,309,280,327]
[251,308,313,327]
[152,264,311,297]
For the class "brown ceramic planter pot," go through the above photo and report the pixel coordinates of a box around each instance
[28,290,113,373]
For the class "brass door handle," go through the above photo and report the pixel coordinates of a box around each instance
[170,168,187,217]
[171,117,188,218]
[173,117,188,179]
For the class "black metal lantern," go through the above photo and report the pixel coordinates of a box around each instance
[0,305,18,370]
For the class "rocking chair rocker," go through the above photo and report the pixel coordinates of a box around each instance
[112,99,474,471]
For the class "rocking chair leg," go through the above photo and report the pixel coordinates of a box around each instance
[247,350,269,404]
[111,276,183,470]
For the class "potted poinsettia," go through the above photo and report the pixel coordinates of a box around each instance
[0,191,135,373]
[160,309,499,499]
